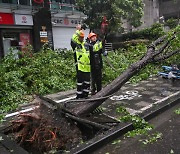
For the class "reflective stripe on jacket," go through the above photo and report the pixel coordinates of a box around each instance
[75,42,90,72]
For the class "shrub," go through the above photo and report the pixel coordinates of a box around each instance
[165,18,179,29]
[0,48,76,117]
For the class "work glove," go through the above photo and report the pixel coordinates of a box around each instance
[103,50,108,56]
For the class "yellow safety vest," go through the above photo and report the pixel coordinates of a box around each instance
[93,41,103,52]
[75,42,90,72]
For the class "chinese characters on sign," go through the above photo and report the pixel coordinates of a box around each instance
[52,17,82,27]
[15,14,33,25]
[40,26,48,43]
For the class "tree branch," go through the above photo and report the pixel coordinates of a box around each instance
[65,113,110,130]
[152,35,166,46]
[153,49,180,62]
[152,34,176,57]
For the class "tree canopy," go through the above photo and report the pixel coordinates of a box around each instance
[76,0,144,33]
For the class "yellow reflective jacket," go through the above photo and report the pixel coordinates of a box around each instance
[71,30,81,50]
[93,41,103,52]
[75,42,90,72]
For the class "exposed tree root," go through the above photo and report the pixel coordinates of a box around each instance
[4,103,83,153]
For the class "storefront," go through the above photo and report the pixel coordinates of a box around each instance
[0,13,33,58]
[52,17,89,50]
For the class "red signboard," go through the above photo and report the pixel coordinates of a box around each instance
[0,13,14,25]
[20,33,30,47]
[64,18,69,25]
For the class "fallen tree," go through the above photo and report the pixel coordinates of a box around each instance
[67,27,180,116]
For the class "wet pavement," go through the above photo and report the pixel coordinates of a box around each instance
[93,102,180,154]
[101,76,179,118]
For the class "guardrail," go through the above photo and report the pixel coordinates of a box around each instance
[105,43,113,52]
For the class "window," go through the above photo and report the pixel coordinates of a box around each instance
[51,0,58,2]
[51,0,64,3]
[0,0,32,6]
[51,0,74,4]
[70,0,75,4]
[19,0,30,5]
[162,0,172,2]
[65,0,70,4]
[0,0,17,4]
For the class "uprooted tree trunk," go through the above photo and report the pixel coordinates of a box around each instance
[68,32,179,116]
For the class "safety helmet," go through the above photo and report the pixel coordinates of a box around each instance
[88,33,97,39]
[78,30,85,38]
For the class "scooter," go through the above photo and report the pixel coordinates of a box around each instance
[158,65,180,79]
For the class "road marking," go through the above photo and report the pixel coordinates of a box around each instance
[55,95,76,103]
[110,90,142,101]
[4,95,76,118]
[125,107,138,115]
[139,104,153,112]
[5,106,39,118]
[138,91,180,114]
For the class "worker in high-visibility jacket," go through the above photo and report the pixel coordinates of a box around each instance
[75,30,91,99]
[88,32,107,95]
[71,24,82,71]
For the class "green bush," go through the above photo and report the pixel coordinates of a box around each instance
[165,18,179,29]
[0,48,76,117]
[103,42,179,84]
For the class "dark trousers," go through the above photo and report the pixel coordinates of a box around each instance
[91,69,102,93]
[76,71,90,99]
[71,40,78,72]
[73,52,78,72]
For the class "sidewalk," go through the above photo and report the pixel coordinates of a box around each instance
[101,76,179,117]
[46,76,180,119]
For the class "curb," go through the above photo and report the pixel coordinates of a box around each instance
[0,133,28,154]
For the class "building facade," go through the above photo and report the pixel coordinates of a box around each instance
[0,0,89,58]
[159,0,180,20]
[124,0,179,32]
[49,0,89,50]
[0,0,35,58]
[0,0,54,58]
